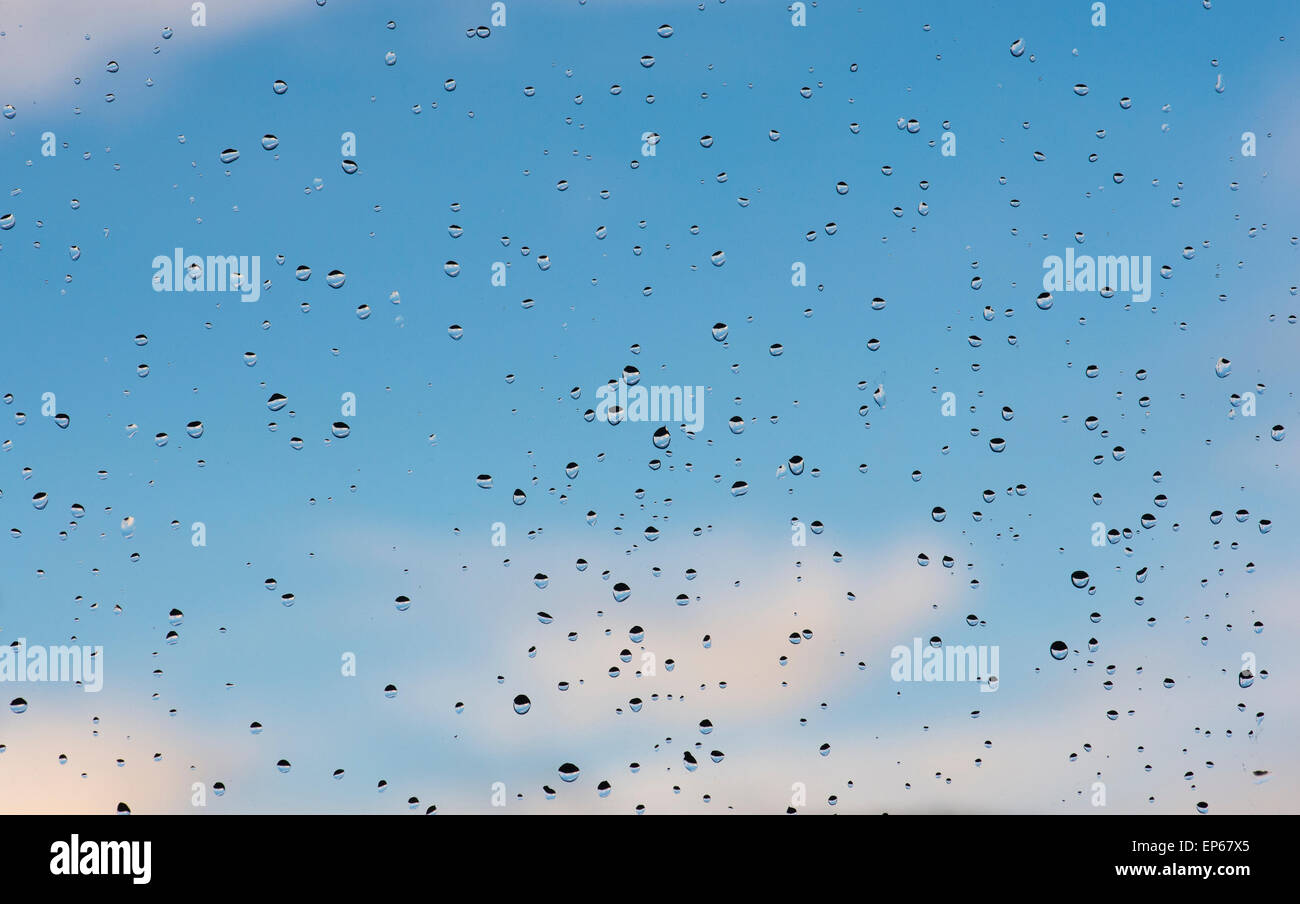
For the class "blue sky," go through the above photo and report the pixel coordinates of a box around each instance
[0,0,1297,813]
